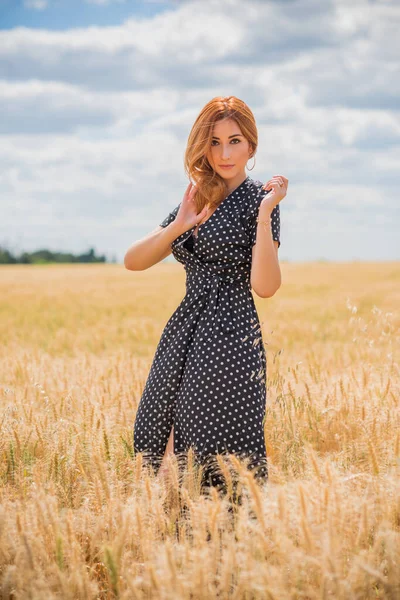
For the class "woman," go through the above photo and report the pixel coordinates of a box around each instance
[124,96,288,493]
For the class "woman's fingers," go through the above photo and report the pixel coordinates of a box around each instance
[273,175,288,188]
[184,182,196,202]
[264,177,286,189]
[184,182,192,200]
[196,205,208,223]
[190,185,198,203]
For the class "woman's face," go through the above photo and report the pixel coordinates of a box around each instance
[206,118,253,184]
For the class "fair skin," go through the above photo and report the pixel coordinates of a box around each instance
[124,117,288,481]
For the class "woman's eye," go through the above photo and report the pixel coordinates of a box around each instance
[211,139,240,146]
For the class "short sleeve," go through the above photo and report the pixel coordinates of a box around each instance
[246,194,281,248]
[159,203,181,228]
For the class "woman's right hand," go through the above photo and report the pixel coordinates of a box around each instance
[175,182,209,232]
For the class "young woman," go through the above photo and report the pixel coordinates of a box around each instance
[125,96,288,492]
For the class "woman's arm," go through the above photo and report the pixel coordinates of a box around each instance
[124,221,185,271]
[124,182,209,271]
[250,174,287,298]
[250,218,281,297]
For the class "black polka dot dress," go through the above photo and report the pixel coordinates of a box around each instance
[133,176,280,490]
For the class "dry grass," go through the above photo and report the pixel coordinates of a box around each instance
[0,261,399,599]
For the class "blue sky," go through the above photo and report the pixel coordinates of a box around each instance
[0,0,399,262]
[0,0,172,30]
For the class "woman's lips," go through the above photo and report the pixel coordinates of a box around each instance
[219,165,234,169]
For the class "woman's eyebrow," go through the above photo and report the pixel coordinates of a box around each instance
[211,134,243,139]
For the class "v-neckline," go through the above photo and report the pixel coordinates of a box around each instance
[193,175,250,240]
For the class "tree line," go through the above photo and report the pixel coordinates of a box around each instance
[0,246,108,264]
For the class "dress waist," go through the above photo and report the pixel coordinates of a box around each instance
[182,268,251,341]
[186,267,250,289]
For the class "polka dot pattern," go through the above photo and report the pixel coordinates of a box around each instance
[133,176,281,490]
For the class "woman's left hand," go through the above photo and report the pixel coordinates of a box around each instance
[260,174,289,212]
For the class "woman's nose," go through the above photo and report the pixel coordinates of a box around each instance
[221,145,231,159]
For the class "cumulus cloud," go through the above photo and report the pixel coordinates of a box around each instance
[0,0,399,260]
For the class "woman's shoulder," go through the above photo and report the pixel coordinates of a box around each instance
[242,177,267,216]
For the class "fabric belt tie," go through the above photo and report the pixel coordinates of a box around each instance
[183,272,248,342]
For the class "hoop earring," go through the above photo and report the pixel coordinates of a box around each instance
[246,155,256,171]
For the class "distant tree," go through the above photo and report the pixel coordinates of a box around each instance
[0,247,17,264]
[0,244,107,264]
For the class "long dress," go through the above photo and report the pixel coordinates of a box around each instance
[133,175,281,490]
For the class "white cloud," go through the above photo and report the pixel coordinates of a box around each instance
[0,79,182,133]
[1,0,399,261]
[24,0,49,10]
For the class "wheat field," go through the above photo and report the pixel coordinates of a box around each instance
[0,261,399,599]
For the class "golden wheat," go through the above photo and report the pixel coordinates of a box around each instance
[0,262,399,599]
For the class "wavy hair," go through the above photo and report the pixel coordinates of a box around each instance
[184,96,258,212]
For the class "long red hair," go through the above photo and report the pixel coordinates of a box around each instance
[184,96,258,212]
